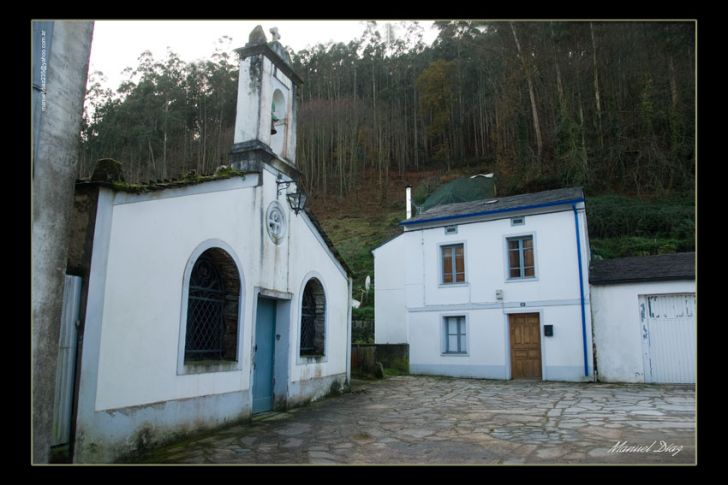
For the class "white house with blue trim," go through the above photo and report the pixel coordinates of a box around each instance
[373,187,594,382]
[58,27,353,463]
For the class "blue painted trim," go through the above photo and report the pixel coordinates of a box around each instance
[400,198,585,226]
[573,204,589,377]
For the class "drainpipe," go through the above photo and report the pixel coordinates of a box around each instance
[346,275,353,388]
[573,204,589,378]
[405,185,412,220]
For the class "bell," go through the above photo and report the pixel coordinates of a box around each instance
[271,119,277,135]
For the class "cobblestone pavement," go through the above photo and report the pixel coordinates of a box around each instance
[136,376,695,465]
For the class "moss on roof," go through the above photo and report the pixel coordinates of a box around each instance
[77,167,249,193]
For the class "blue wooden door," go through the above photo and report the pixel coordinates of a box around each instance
[253,297,276,413]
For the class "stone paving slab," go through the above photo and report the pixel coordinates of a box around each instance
[134,376,695,465]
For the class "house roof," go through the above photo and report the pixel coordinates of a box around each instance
[402,186,584,227]
[589,252,695,285]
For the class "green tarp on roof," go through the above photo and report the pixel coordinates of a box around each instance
[420,175,496,212]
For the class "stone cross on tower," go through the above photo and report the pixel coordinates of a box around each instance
[269,27,281,42]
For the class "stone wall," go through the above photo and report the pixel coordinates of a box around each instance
[32,20,94,463]
[352,319,373,344]
[351,344,409,376]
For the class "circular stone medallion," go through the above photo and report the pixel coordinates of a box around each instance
[266,201,287,244]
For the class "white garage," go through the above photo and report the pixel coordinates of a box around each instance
[590,253,695,384]
[639,293,695,383]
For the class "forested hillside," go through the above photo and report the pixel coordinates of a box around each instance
[79,21,695,302]
[80,21,694,197]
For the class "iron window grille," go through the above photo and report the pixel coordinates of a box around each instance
[300,289,317,355]
[185,255,226,360]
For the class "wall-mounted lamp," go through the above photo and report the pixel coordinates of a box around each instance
[276,174,308,215]
[286,190,308,215]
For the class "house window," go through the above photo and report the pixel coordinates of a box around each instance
[511,217,525,226]
[300,278,326,356]
[444,316,467,354]
[441,244,465,284]
[507,236,535,279]
[185,248,240,362]
[444,225,458,235]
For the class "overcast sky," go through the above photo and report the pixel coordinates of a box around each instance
[89,20,439,92]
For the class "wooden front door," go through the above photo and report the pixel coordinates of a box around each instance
[509,313,542,379]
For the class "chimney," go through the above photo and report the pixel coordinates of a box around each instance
[406,185,412,220]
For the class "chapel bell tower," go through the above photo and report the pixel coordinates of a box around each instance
[230,25,302,176]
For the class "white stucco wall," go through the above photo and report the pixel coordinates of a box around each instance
[234,56,262,144]
[374,204,593,381]
[289,214,350,382]
[590,279,695,383]
[412,209,586,307]
[91,168,349,412]
[373,234,408,343]
[408,305,591,381]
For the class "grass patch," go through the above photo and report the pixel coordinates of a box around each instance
[383,367,409,377]
[315,209,403,297]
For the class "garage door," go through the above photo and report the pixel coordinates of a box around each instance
[640,293,695,384]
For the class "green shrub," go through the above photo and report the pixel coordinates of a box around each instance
[352,306,374,321]
[590,236,693,259]
[586,195,694,239]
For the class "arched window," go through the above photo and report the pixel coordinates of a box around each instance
[271,89,286,156]
[300,278,325,356]
[185,248,241,362]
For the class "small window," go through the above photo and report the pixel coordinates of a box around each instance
[444,225,458,235]
[300,278,326,356]
[507,236,535,279]
[441,244,465,284]
[444,316,467,354]
[511,217,525,226]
